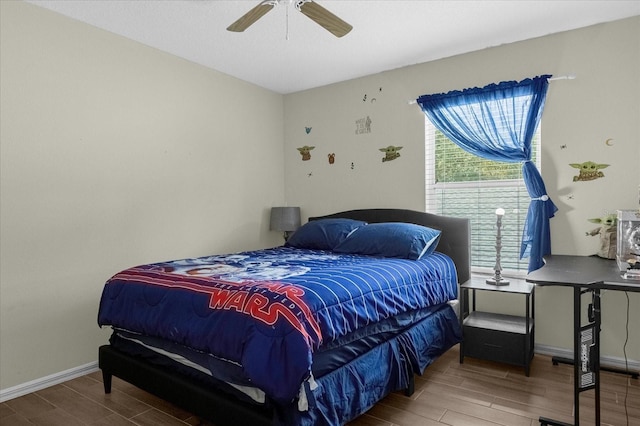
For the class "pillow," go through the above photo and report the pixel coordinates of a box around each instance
[285,218,367,250]
[333,222,441,260]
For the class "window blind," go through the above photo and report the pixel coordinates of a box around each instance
[425,119,540,275]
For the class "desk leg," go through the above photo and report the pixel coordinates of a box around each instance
[537,287,584,426]
[573,287,581,426]
[593,289,601,426]
[541,288,603,426]
[572,288,602,426]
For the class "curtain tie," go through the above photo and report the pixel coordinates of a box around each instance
[531,195,549,201]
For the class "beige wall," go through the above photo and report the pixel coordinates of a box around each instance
[0,1,285,390]
[284,17,640,360]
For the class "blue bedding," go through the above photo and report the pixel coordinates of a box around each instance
[98,247,458,405]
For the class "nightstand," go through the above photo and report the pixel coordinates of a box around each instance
[459,276,535,376]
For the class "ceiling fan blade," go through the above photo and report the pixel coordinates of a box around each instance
[296,1,353,38]
[227,1,276,32]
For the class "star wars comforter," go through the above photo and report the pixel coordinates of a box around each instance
[97,247,458,405]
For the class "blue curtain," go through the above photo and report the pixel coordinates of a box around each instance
[417,75,557,272]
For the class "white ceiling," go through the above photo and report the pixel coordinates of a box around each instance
[26,0,640,94]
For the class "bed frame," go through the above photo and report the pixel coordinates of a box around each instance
[99,208,470,425]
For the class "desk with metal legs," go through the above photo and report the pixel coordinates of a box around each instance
[526,255,640,426]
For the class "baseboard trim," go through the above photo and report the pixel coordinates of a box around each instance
[535,344,640,372]
[0,361,99,403]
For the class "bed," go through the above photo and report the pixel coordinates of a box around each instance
[97,208,470,425]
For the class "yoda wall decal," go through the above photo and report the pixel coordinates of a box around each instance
[380,145,402,162]
[570,161,609,181]
[297,145,315,161]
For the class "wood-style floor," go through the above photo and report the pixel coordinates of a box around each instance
[1,345,638,426]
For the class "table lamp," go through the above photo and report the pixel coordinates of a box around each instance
[486,207,510,286]
[270,207,301,241]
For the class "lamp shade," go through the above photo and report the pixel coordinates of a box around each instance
[270,207,301,232]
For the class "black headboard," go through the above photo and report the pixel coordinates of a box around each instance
[309,208,471,285]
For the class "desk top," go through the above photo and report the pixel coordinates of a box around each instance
[526,255,640,292]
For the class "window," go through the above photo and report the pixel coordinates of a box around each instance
[425,119,541,275]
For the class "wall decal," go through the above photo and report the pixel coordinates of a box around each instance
[371,87,383,103]
[297,145,315,161]
[355,116,372,135]
[305,127,312,134]
[560,144,567,149]
[380,145,402,162]
[308,172,313,177]
[363,87,383,104]
[570,161,609,181]
[351,162,355,170]
[605,138,614,146]
[328,153,335,164]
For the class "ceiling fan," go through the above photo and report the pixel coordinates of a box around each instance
[227,0,353,38]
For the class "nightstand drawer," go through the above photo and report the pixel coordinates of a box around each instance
[463,312,534,366]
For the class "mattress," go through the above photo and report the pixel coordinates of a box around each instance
[98,247,458,405]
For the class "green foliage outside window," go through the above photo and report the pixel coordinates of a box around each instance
[434,131,539,183]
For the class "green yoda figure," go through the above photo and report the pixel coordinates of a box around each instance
[297,145,315,161]
[570,161,609,182]
[586,213,617,259]
[380,145,402,162]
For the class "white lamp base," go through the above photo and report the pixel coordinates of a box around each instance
[486,276,510,286]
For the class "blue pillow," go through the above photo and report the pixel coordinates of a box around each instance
[285,218,367,250]
[334,222,441,260]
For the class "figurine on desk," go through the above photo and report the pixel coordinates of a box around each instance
[585,213,617,259]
